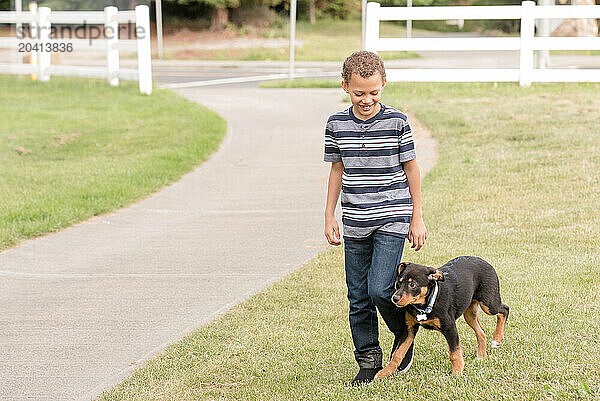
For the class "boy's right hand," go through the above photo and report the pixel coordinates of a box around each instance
[325,217,342,246]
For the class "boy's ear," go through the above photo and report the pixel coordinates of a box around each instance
[341,80,348,92]
[427,269,445,282]
[398,262,408,275]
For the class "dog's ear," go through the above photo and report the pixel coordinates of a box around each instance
[398,262,409,275]
[427,269,445,282]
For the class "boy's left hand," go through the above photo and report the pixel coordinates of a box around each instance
[408,217,427,251]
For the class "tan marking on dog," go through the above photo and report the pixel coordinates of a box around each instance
[464,301,487,358]
[430,269,444,281]
[449,345,464,375]
[375,313,417,379]
[420,317,442,330]
[475,301,485,332]
[413,286,428,304]
[493,313,507,343]
[396,286,428,307]
[405,311,418,327]
[479,303,492,315]
[480,302,507,345]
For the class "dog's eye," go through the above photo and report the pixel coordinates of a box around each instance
[408,282,417,289]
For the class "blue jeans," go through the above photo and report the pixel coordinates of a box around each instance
[344,231,407,368]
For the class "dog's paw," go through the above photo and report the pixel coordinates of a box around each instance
[375,367,395,379]
[491,340,501,348]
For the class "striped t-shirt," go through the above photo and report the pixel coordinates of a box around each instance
[324,103,416,239]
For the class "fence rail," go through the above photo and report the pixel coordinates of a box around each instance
[365,1,600,86]
[0,5,152,94]
[0,10,137,24]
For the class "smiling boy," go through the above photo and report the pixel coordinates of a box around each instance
[323,51,427,385]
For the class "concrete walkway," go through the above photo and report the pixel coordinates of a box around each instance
[0,86,437,401]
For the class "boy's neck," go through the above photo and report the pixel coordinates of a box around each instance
[352,103,381,121]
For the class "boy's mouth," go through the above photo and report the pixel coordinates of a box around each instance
[359,103,374,112]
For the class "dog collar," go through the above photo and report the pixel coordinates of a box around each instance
[414,282,438,321]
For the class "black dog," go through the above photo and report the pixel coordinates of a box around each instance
[375,256,509,378]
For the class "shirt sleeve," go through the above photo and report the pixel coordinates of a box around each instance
[398,118,417,162]
[323,121,341,162]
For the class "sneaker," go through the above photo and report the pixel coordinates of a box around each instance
[390,336,414,373]
[350,367,382,386]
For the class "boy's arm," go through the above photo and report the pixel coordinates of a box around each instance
[325,161,343,246]
[402,159,427,251]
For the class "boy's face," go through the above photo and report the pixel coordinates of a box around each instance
[341,71,386,120]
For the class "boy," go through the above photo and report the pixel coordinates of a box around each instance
[323,51,427,385]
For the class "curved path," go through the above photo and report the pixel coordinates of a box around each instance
[0,86,437,401]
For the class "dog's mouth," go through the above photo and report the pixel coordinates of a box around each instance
[391,294,412,308]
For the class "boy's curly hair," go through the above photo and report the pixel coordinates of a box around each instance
[342,51,386,85]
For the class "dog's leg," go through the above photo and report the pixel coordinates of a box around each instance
[491,304,509,347]
[464,301,487,358]
[480,302,509,348]
[375,315,417,379]
[442,323,464,375]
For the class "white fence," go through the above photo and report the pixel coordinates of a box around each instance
[0,5,152,94]
[365,1,600,86]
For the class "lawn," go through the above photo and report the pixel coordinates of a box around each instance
[98,82,599,400]
[0,75,226,251]
[550,50,600,56]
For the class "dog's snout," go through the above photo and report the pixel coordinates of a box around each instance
[391,294,401,304]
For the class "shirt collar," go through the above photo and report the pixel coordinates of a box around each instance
[349,103,386,124]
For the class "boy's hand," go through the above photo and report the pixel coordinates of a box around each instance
[408,217,427,251]
[325,216,342,246]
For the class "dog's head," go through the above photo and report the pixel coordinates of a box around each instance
[391,262,445,307]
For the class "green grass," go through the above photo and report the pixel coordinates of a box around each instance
[98,82,600,400]
[167,19,419,61]
[0,75,226,251]
[550,50,600,56]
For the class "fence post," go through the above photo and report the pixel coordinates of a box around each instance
[365,2,380,52]
[289,0,296,79]
[16,0,23,66]
[135,4,152,95]
[38,6,51,81]
[519,1,535,87]
[29,1,38,81]
[105,6,119,86]
[407,0,412,38]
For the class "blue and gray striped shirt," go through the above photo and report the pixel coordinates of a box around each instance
[324,103,416,239]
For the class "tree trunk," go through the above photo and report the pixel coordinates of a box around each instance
[309,0,316,25]
[210,7,229,31]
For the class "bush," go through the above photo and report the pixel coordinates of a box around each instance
[230,5,282,28]
[472,0,522,33]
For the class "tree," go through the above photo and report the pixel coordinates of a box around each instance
[176,0,239,30]
[177,0,285,31]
